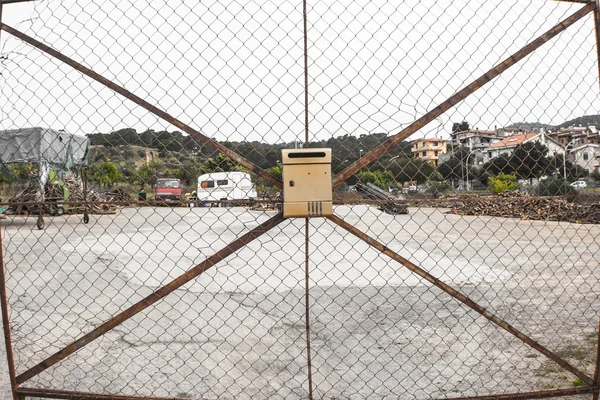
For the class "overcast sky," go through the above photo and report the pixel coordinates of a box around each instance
[1,0,599,144]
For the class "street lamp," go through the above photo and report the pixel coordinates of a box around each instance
[359,149,364,158]
[564,139,579,180]
[464,149,477,191]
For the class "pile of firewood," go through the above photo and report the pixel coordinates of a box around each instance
[449,191,600,224]
[4,173,132,215]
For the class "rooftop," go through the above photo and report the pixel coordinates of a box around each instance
[488,132,539,149]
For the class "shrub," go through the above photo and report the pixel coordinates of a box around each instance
[357,170,393,189]
[533,177,576,196]
[488,173,519,194]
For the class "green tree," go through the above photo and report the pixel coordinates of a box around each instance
[510,141,549,182]
[484,154,514,176]
[427,170,450,195]
[89,162,121,188]
[265,163,283,181]
[134,160,162,189]
[388,157,434,184]
[534,177,576,196]
[357,170,393,189]
[437,156,463,182]
[452,121,470,134]
[201,153,239,172]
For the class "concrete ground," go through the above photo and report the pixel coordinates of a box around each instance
[0,206,598,399]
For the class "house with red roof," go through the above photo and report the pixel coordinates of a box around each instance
[486,130,564,162]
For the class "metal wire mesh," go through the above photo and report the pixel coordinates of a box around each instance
[0,0,599,399]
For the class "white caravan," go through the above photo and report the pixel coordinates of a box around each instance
[195,171,257,204]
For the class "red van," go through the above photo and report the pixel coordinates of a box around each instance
[155,178,182,203]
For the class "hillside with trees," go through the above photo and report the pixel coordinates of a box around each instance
[81,129,414,192]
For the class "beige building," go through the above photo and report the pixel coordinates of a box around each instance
[411,138,447,166]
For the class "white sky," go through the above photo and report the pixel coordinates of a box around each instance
[1,0,599,144]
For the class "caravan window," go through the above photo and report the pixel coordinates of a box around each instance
[217,180,229,186]
[201,181,215,188]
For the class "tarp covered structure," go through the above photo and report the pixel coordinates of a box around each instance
[0,127,90,198]
[0,127,89,170]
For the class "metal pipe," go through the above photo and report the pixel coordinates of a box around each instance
[331,3,595,188]
[302,2,314,398]
[327,214,594,386]
[17,387,206,399]
[0,23,283,189]
[15,213,286,384]
[595,0,600,90]
[14,383,599,400]
[427,386,597,400]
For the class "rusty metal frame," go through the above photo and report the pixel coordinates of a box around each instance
[13,386,596,400]
[15,388,208,400]
[0,1,599,400]
[595,0,600,90]
[594,315,600,400]
[0,217,19,400]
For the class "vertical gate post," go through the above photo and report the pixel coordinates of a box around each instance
[0,6,20,398]
[595,0,600,89]
[0,225,20,400]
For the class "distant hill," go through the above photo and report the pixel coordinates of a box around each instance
[557,115,600,129]
[507,122,554,131]
[506,115,600,131]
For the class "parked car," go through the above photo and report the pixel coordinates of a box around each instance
[570,181,587,190]
[155,178,183,203]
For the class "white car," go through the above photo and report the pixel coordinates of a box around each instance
[570,181,587,190]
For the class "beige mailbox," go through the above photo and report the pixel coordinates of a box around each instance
[282,148,332,218]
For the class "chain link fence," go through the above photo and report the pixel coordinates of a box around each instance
[0,0,600,399]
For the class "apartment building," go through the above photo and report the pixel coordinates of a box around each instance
[411,138,447,166]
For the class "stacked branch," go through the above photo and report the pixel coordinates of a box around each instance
[449,192,600,224]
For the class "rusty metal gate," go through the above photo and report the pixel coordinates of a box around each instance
[0,0,600,399]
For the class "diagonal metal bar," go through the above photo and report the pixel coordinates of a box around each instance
[553,0,594,3]
[15,212,286,385]
[331,3,594,188]
[426,386,597,400]
[0,23,283,189]
[327,214,594,385]
[0,0,39,4]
